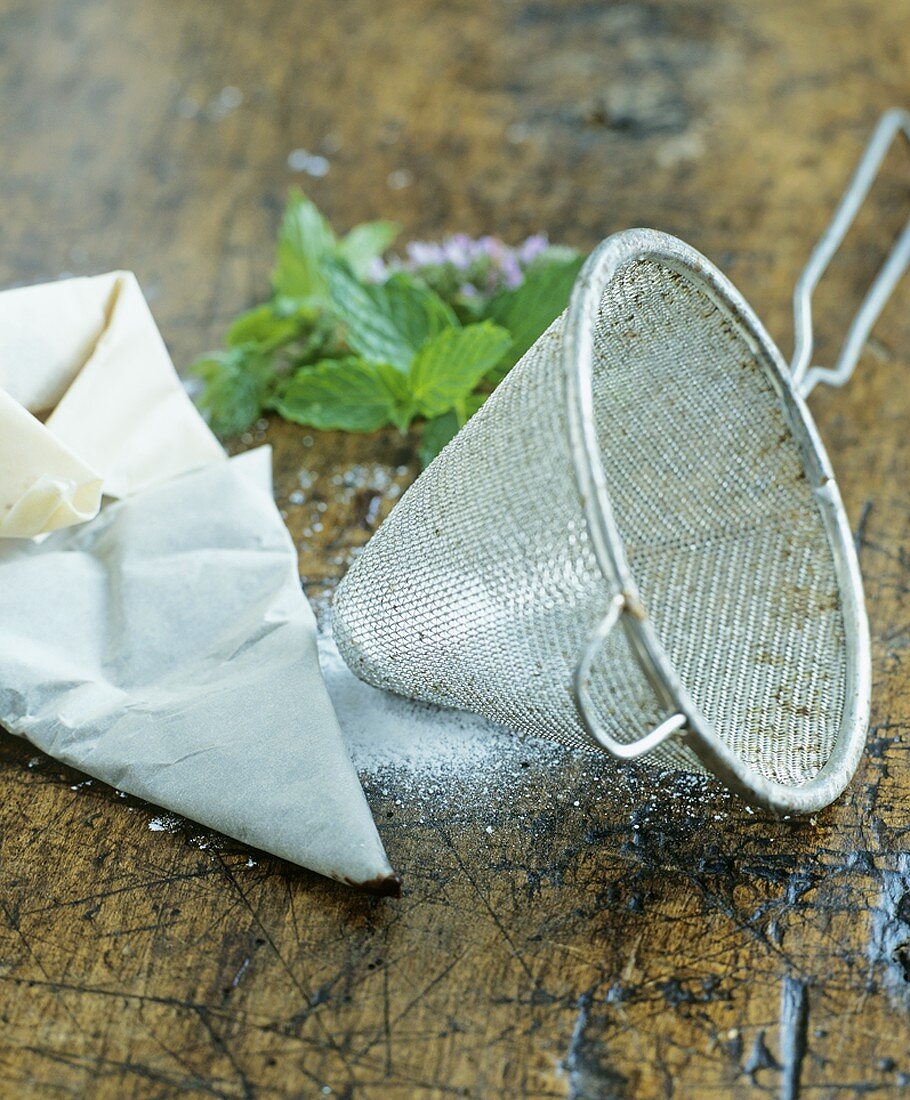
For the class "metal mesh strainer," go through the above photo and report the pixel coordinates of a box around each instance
[333,111,909,813]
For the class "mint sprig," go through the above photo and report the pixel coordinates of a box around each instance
[191,190,583,465]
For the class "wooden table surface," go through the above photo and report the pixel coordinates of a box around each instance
[2,1,909,1096]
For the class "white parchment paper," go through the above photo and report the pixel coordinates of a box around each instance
[0,453,397,890]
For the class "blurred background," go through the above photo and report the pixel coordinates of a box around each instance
[2,0,907,378]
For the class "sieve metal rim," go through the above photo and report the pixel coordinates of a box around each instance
[564,228,871,815]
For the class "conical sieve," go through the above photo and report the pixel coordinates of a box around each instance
[333,110,909,813]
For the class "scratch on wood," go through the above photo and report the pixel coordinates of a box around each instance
[562,989,594,1100]
[853,499,874,554]
[561,989,630,1100]
[744,1030,779,1079]
[867,853,910,1004]
[779,977,809,1100]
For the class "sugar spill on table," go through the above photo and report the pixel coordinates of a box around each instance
[318,631,730,824]
[145,812,216,848]
[319,631,575,794]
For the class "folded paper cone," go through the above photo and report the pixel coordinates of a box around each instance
[0,271,225,538]
[0,454,399,894]
[0,269,397,893]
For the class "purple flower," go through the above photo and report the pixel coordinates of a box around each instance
[478,236,505,266]
[499,254,523,290]
[405,240,447,267]
[518,233,549,266]
[370,231,564,303]
[365,255,389,282]
[442,233,477,270]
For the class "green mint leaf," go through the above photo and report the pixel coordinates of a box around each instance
[326,261,457,371]
[418,391,487,467]
[226,304,305,350]
[483,254,584,382]
[409,321,511,418]
[454,391,487,425]
[191,348,267,437]
[338,221,399,279]
[271,188,336,303]
[419,411,459,468]
[275,358,411,433]
[372,362,417,431]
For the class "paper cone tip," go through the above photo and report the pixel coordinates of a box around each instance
[345,871,403,898]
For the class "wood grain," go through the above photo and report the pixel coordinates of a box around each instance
[0,0,908,1096]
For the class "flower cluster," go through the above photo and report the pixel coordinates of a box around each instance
[370,232,556,313]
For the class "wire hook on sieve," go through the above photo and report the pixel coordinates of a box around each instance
[573,591,687,760]
[792,108,910,398]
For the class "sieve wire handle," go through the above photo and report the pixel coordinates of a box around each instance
[792,108,910,399]
[573,593,687,759]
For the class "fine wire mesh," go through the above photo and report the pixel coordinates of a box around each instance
[333,257,848,787]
